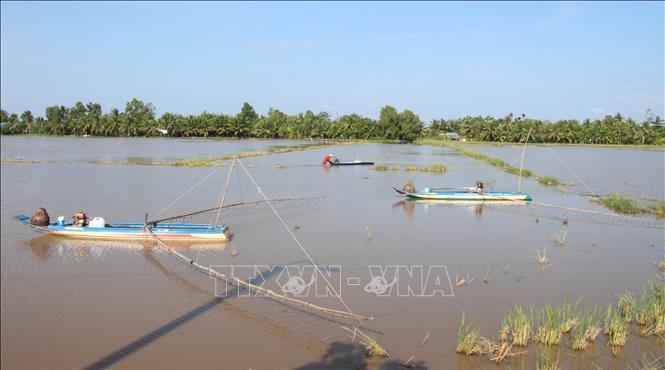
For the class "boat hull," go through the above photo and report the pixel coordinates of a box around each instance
[405,191,532,201]
[329,161,374,166]
[16,216,229,241]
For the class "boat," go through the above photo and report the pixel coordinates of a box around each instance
[15,215,230,241]
[394,187,532,201]
[328,160,374,166]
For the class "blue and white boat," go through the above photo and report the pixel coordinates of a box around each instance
[15,215,230,241]
[395,187,532,201]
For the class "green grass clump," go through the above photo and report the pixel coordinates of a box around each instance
[500,304,531,346]
[537,176,561,186]
[571,306,600,350]
[640,281,665,336]
[456,312,483,355]
[597,193,647,215]
[420,163,448,172]
[533,304,563,346]
[169,157,220,167]
[221,150,269,160]
[124,157,161,166]
[604,304,628,356]
[373,165,400,171]
[560,299,580,333]
[402,163,448,173]
[648,200,665,218]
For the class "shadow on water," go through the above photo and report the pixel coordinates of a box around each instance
[84,249,374,369]
[84,250,284,370]
[295,341,428,370]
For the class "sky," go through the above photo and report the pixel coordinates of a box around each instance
[1,1,663,122]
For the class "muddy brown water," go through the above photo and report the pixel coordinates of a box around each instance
[1,136,664,369]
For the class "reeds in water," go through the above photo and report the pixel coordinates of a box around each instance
[536,349,560,370]
[501,304,531,346]
[456,312,482,355]
[604,304,628,356]
[533,304,563,346]
[345,326,390,358]
[536,246,550,266]
[560,299,580,333]
[571,306,600,351]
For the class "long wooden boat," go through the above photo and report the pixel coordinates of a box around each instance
[15,215,229,241]
[394,188,532,201]
[329,160,374,166]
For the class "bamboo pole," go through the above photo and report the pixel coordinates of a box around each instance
[147,197,322,225]
[146,229,373,321]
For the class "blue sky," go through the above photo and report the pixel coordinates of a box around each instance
[1,1,663,121]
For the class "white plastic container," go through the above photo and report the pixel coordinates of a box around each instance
[88,217,106,228]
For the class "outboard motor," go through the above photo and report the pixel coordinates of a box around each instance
[30,208,50,226]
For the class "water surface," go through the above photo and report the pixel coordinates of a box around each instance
[1,137,663,369]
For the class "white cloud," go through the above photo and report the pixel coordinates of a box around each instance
[590,107,604,114]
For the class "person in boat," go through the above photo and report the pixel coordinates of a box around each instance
[403,181,416,193]
[475,181,485,192]
[73,211,88,227]
[322,154,340,166]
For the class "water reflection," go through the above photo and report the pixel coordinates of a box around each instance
[393,199,533,219]
[25,235,227,262]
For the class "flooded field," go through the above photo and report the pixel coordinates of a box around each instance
[1,136,663,369]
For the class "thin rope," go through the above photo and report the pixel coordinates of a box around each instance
[237,158,354,314]
[530,200,664,225]
[213,157,236,226]
[546,146,597,196]
[153,165,223,219]
[518,127,533,192]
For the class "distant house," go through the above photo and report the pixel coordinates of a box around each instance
[446,132,461,140]
[156,128,168,135]
[438,131,466,142]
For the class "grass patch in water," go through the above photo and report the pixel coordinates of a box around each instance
[372,165,389,171]
[221,150,269,160]
[417,140,533,177]
[123,157,162,166]
[500,304,531,346]
[169,157,222,167]
[537,176,561,186]
[403,163,448,173]
[647,200,665,218]
[533,304,563,346]
[604,304,628,356]
[456,312,483,355]
[595,193,647,215]
[0,158,55,164]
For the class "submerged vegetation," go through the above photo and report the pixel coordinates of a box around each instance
[456,313,483,355]
[537,176,561,186]
[2,100,664,145]
[592,194,665,218]
[596,193,647,215]
[415,139,540,179]
[371,163,448,173]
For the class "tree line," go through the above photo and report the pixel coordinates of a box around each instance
[1,99,663,144]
